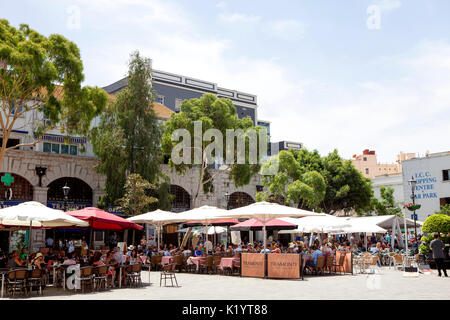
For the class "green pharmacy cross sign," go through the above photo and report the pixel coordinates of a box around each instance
[1,173,14,186]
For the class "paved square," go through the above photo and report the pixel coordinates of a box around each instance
[4,267,449,300]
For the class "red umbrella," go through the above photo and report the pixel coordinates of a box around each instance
[230,218,297,231]
[67,207,143,231]
[211,219,240,226]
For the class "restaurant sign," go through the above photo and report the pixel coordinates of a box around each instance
[0,200,22,209]
[267,253,301,279]
[241,253,265,278]
[46,202,92,211]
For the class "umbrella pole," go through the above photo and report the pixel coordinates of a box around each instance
[263,218,267,252]
[28,221,32,262]
[132,229,136,246]
[364,233,367,251]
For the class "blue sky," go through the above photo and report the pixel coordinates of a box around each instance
[2,0,450,162]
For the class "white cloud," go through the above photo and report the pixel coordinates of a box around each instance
[216,1,227,9]
[266,19,307,41]
[373,0,402,13]
[219,13,261,23]
[74,0,449,164]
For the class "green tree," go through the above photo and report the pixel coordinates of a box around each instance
[92,51,165,208]
[118,173,158,217]
[370,186,403,217]
[0,20,107,169]
[258,148,373,214]
[161,93,263,207]
[422,214,450,234]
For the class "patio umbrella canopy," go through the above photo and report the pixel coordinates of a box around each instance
[215,201,326,252]
[193,226,227,236]
[68,207,143,231]
[127,209,181,250]
[0,201,89,255]
[0,201,88,228]
[231,218,297,231]
[278,215,353,234]
[210,219,240,226]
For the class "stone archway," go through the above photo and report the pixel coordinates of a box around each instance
[0,172,33,202]
[170,185,191,213]
[227,191,255,210]
[47,177,93,210]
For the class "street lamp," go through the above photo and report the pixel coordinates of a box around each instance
[62,183,70,212]
[408,176,418,253]
[225,192,230,210]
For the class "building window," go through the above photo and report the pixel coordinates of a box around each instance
[175,99,182,112]
[61,144,69,154]
[43,142,78,155]
[365,168,369,175]
[156,95,165,105]
[443,169,450,181]
[51,143,60,154]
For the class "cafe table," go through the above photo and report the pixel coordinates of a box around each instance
[218,257,240,271]
[187,257,206,272]
[161,256,173,266]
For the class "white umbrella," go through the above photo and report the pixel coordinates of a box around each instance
[330,219,387,234]
[278,215,352,234]
[127,209,180,251]
[192,226,227,236]
[215,201,325,252]
[0,201,89,255]
[150,206,230,248]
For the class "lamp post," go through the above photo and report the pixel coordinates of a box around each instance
[62,183,70,212]
[408,176,418,253]
[225,192,230,245]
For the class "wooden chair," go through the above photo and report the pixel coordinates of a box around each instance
[92,265,109,291]
[213,256,222,274]
[126,263,142,287]
[199,256,214,274]
[173,255,183,272]
[393,254,404,270]
[333,254,346,275]
[313,256,325,275]
[367,255,380,274]
[27,268,44,296]
[151,255,162,271]
[7,269,28,297]
[160,263,179,287]
[76,266,94,293]
[325,255,334,275]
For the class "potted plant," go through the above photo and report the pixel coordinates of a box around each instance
[404,203,421,212]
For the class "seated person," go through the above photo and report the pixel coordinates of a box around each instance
[92,251,105,266]
[272,244,282,254]
[8,251,24,267]
[182,246,192,257]
[194,246,204,257]
[306,245,323,267]
[62,252,77,265]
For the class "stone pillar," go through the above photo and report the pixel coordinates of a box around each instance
[33,187,49,204]
[92,189,105,207]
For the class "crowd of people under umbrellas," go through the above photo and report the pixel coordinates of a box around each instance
[0,230,424,281]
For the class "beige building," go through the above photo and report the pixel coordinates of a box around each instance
[351,149,416,179]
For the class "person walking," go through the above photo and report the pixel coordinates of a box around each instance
[430,233,448,277]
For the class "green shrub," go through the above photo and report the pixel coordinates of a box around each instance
[419,244,431,254]
[422,214,450,234]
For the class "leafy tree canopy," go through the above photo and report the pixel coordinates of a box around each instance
[118,173,158,217]
[422,214,450,234]
[92,51,165,208]
[370,186,403,217]
[258,148,373,214]
[0,19,107,168]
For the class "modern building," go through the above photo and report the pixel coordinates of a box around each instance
[352,149,416,179]
[371,173,404,205]
[103,69,259,123]
[270,141,303,156]
[401,151,450,221]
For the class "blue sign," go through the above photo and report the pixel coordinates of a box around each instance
[0,200,22,209]
[46,202,92,211]
[411,214,417,220]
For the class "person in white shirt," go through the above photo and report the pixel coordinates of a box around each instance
[113,247,125,264]
[62,253,77,265]
[67,239,75,254]
[46,237,54,248]
[204,239,213,254]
